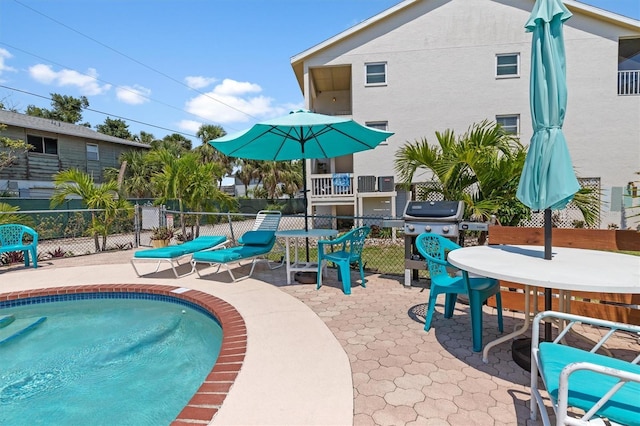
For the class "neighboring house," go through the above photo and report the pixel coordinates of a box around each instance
[0,110,150,198]
[290,0,640,229]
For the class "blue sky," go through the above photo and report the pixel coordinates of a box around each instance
[1,0,638,147]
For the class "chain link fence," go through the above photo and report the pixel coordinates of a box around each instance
[0,206,406,276]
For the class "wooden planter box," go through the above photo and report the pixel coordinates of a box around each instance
[487,226,640,325]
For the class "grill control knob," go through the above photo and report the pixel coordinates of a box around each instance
[425,225,431,232]
[442,226,449,233]
[407,224,415,232]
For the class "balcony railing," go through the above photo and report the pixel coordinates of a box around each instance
[310,174,354,197]
[618,70,639,95]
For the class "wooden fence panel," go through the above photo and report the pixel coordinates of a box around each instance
[487,226,640,325]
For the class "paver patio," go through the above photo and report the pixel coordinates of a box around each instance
[3,248,637,425]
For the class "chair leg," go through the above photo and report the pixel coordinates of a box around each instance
[339,261,351,295]
[23,250,30,267]
[359,261,366,288]
[469,291,484,352]
[316,260,324,290]
[424,292,439,332]
[495,293,504,332]
[444,294,457,318]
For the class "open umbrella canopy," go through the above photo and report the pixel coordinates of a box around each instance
[209,109,393,161]
[516,0,580,211]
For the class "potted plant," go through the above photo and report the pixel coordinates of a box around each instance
[149,226,175,248]
[175,231,193,245]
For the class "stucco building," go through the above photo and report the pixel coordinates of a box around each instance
[291,0,640,228]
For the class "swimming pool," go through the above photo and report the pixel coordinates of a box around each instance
[0,286,247,425]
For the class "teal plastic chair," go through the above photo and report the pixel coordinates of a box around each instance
[317,226,371,295]
[415,233,503,352]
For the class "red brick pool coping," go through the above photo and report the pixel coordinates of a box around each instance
[0,284,246,425]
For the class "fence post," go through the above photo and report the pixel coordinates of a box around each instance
[134,204,140,248]
[160,205,167,227]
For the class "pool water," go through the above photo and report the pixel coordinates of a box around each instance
[0,297,223,425]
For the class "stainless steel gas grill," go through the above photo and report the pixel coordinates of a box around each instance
[403,200,465,286]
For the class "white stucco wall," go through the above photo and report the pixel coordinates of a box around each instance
[299,0,640,227]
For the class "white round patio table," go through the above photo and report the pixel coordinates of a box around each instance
[447,244,640,362]
[275,229,339,285]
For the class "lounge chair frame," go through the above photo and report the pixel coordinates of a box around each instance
[191,210,284,282]
[530,310,640,426]
[131,236,228,278]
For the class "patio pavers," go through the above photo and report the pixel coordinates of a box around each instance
[7,249,630,425]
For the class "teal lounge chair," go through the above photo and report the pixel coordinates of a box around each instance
[530,311,640,426]
[191,230,283,282]
[131,235,228,278]
[191,210,284,282]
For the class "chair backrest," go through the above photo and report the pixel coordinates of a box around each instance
[252,210,282,232]
[415,233,461,280]
[0,224,37,246]
[346,226,371,260]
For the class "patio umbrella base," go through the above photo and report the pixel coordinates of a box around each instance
[511,338,532,372]
[294,272,317,284]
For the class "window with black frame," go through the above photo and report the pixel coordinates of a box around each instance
[27,134,58,155]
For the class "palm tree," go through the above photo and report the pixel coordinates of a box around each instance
[196,124,235,187]
[395,120,599,228]
[235,159,262,195]
[50,169,125,252]
[184,161,237,237]
[395,121,527,225]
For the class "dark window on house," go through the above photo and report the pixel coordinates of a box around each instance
[496,54,519,77]
[27,134,58,155]
[365,121,389,145]
[86,143,99,161]
[365,62,387,85]
[496,115,520,135]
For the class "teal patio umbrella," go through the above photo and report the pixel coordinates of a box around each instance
[516,0,580,349]
[210,109,393,259]
[517,0,580,260]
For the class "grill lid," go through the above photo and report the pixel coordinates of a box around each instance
[403,200,465,220]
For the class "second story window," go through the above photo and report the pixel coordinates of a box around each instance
[365,62,387,85]
[365,121,389,145]
[496,115,520,135]
[496,53,519,78]
[87,144,99,161]
[27,134,58,155]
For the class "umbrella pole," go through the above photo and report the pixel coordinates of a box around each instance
[544,208,552,341]
[303,161,310,262]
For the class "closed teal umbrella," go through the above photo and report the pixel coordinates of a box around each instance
[516,0,581,347]
[517,0,580,212]
[517,0,580,254]
[210,109,393,260]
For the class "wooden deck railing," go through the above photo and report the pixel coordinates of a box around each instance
[487,226,640,325]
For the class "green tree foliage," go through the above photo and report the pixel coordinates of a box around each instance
[26,93,90,125]
[0,202,31,226]
[152,133,192,152]
[0,124,34,172]
[96,117,134,140]
[50,169,129,252]
[150,149,235,236]
[134,131,158,145]
[395,120,529,225]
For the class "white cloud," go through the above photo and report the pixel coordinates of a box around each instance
[184,78,279,125]
[28,64,111,95]
[185,75,217,89]
[116,85,151,105]
[177,119,202,134]
[0,48,16,80]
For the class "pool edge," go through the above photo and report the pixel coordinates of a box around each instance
[0,284,246,425]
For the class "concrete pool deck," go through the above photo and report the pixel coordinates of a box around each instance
[3,249,639,425]
[1,252,353,426]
